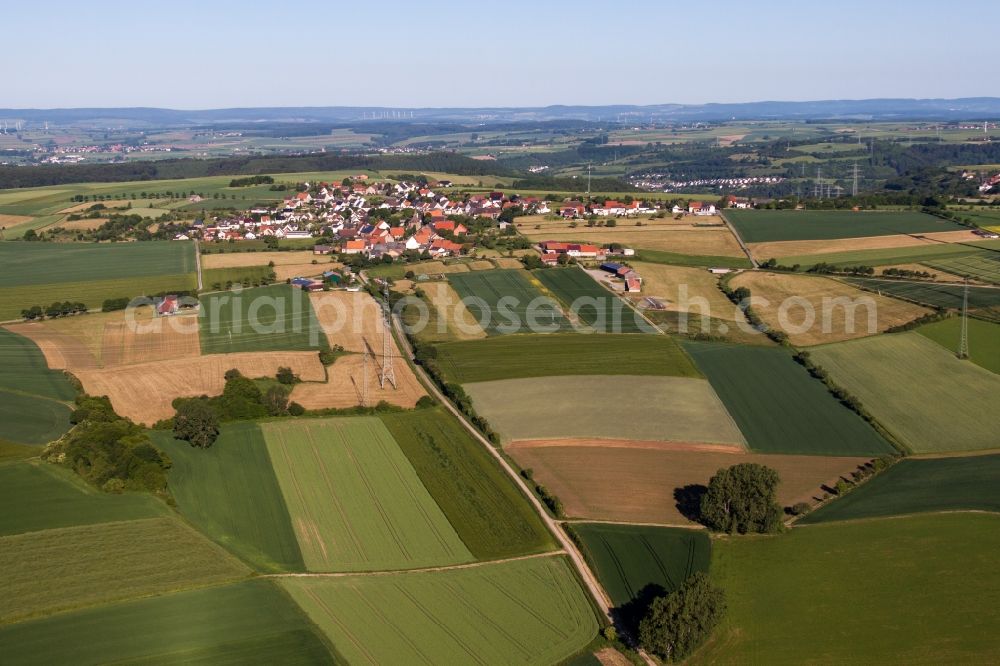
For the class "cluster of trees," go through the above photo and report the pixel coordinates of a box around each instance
[638,573,727,663]
[168,368,305,448]
[43,395,172,496]
[698,463,785,534]
[229,175,274,187]
[20,301,87,320]
[882,266,935,279]
[520,468,563,517]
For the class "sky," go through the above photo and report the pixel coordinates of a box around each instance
[6,0,997,109]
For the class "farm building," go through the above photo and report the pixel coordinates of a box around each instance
[313,244,334,255]
[155,295,179,316]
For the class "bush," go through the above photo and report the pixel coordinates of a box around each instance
[699,463,784,534]
[276,366,299,385]
[789,501,812,516]
[288,401,306,416]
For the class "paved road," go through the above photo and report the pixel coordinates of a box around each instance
[388,310,614,621]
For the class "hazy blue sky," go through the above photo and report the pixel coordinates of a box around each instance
[6,0,996,108]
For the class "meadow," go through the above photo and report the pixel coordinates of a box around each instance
[917,316,1000,373]
[261,418,473,571]
[693,513,1000,664]
[810,333,1000,453]
[507,442,870,524]
[729,271,929,346]
[0,274,198,321]
[0,517,248,625]
[0,328,77,400]
[0,392,73,445]
[199,284,329,353]
[433,333,700,383]
[447,269,571,335]
[845,277,1000,322]
[150,425,305,572]
[0,579,337,665]
[381,408,555,559]
[0,240,194,287]
[280,556,598,665]
[802,454,1000,524]
[572,523,711,607]
[723,209,964,243]
[466,375,746,445]
[924,249,1000,284]
[202,265,275,289]
[682,341,896,456]
[0,462,166,537]
[534,267,653,333]
[634,248,753,269]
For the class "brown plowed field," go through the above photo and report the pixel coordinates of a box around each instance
[507,441,870,524]
[75,351,327,425]
[747,230,982,261]
[289,352,425,410]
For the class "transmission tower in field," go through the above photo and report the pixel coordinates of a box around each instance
[958,279,970,360]
[851,162,860,197]
[360,343,370,406]
[378,286,397,389]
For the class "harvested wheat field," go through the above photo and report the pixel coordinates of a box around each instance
[468,260,495,271]
[492,257,525,269]
[629,262,746,322]
[308,291,387,353]
[57,200,132,214]
[54,218,111,231]
[523,226,745,256]
[76,351,327,425]
[0,214,34,226]
[422,282,487,341]
[506,441,871,524]
[747,230,982,263]
[201,251,326,269]
[730,272,930,345]
[290,353,425,411]
[272,263,328,281]
[411,261,470,275]
[7,309,200,370]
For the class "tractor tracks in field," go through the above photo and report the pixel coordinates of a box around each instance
[262,550,565,579]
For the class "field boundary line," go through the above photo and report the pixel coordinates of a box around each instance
[794,508,1000,528]
[719,210,759,268]
[263,550,564,579]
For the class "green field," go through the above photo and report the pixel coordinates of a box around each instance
[465,375,746,445]
[635,248,753,269]
[381,408,554,558]
[573,523,710,608]
[433,333,700,383]
[0,392,72,445]
[281,555,598,665]
[261,417,473,572]
[724,209,965,243]
[846,277,1000,322]
[0,273,198,321]
[0,462,166,537]
[693,514,1000,664]
[683,341,895,456]
[447,269,572,335]
[198,283,328,353]
[801,454,1000,524]
[534,267,652,333]
[0,579,336,665]
[924,249,1000,284]
[150,424,304,572]
[0,329,76,400]
[917,316,1000,373]
[202,265,275,289]
[0,240,194,287]
[0,517,248,624]
[777,239,1000,269]
[810,333,1000,453]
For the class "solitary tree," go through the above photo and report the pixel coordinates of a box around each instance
[173,401,220,449]
[699,463,784,534]
[639,573,726,663]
